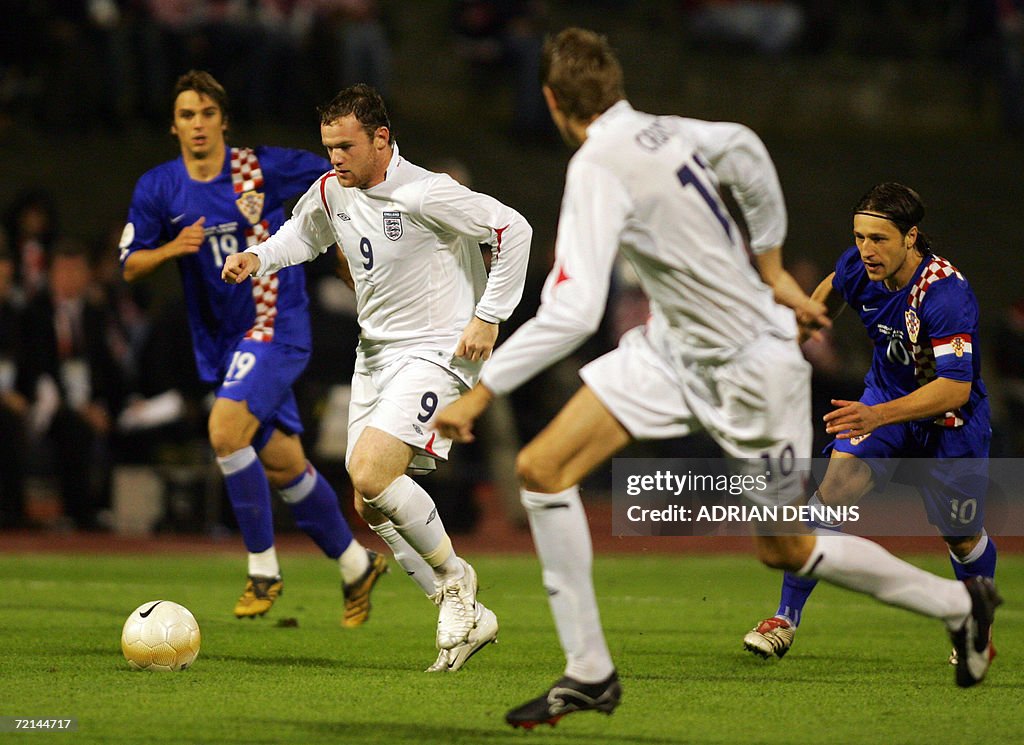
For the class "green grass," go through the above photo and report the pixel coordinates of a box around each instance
[1,551,1021,744]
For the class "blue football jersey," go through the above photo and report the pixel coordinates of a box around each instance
[832,246,987,427]
[121,146,330,383]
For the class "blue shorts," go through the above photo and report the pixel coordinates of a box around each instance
[829,389,991,536]
[216,339,308,451]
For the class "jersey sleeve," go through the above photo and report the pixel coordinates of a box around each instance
[249,178,334,276]
[481,158,631,396]
[920,277,977,382]
[830,246,861,305]
[417,175,532,324]
[258,147,332,202]
[119,171,167,266]
[681,118,787,253]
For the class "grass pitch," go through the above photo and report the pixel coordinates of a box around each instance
[1,550,1021,744]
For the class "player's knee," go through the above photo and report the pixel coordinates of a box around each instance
[515,447,562,493]
[347,459,389,501]
[756,535,811,572]
[944,533,980,559]
[816,483,859,507]
[264,463,305,491]
[208,424,249,458]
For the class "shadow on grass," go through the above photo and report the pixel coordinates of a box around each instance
[275,718,693,745]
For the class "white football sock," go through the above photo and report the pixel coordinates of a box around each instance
[338,540,371,585]
[951,529,988,565]
[522,486,615,683]
[800,534,971,630]
[364,475,462,580]
[248,546,280,578]
[370,520,436,596]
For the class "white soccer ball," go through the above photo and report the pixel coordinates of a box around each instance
[121,600,201,671]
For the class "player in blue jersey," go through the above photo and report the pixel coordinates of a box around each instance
[744,183,998,675]
[119,70,387,625]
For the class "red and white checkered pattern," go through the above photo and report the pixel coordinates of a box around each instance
[906,255,964,428]
[230,147,264,194]
[245,273,279,342]
[245,219,271,248]
[907,255,962,311]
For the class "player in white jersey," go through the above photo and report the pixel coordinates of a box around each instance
[222,84,532,671]
[435,28,1001,728]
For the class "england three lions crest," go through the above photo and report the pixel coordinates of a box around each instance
[904,309,920,344]
[236,190,265,226]
[383,211,403,241]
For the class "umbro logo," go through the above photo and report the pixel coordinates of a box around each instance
[425,507,437,525]
[337,212,351,221]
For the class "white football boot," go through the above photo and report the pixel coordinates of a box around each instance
[426,602,498,672]
[433,558,479,650]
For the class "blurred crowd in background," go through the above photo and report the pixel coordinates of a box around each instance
[2,1,1023,136]
[1,0,1024,534]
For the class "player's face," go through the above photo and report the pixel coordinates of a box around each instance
[322,115,390,190]
[171,91,227,159]
[853,213,919,288]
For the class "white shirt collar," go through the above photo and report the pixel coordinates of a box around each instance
[384,142,402,181]
[585,100,633,139]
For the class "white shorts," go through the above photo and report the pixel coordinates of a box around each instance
[346,356,468,475]
[580,327,812,504]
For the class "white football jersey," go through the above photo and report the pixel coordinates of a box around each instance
[248,145,531,381]
[482,100,796,396]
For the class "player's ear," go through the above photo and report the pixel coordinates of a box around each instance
[542,85,559,115]
[374,126,390,150]
[905,226,918,250]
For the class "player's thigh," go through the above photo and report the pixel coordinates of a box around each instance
[348,426,417,497]
[346,358,465,482]
[215,340,309,444]
[919,420,990,540]
[754,533,816,572]
[523,331,696,492]
[517,385,632,492]
[207,397,261,455]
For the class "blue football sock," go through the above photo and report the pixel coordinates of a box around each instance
[949,530,997,581]
[774,572,818,627]
[280,464,353,559]
[217,446,275,554]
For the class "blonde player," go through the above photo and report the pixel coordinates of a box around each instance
[222,85,531,672]
[436,28,1001,728]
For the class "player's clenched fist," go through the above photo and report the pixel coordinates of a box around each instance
[173,216,206,256]
[221,251,261,284]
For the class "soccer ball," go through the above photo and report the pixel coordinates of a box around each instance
[121,600,201,671]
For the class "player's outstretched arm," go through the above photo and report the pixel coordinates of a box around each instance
[122,217,205,283]
[435,382,495,443]
[221,252,261,284]
[825,377,971,438]
[753,247,832,339]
